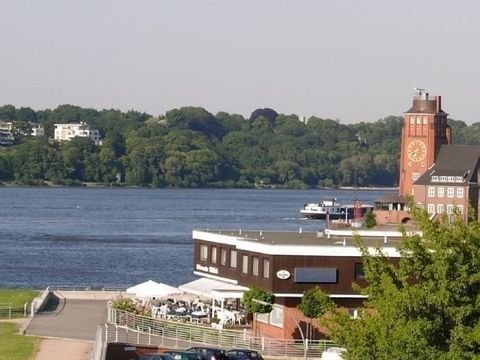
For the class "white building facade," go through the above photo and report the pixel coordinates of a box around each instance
[54,122,102,145]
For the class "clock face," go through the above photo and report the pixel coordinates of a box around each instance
[407,140,427,162]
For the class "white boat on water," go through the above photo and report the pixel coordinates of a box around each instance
[300,198,374,220]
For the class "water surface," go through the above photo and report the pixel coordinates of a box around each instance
[0,187,394,288]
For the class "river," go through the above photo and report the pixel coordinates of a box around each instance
[0,187,394,289]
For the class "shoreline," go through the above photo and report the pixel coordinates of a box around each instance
[0,181,398,191]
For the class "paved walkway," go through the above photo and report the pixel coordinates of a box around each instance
[27,299,108,340]
[35,339,92,360]
[26,295,109,360]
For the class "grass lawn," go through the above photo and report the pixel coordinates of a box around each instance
[0,289,39,318]
[0,289,38,308]
[0,323,38,360]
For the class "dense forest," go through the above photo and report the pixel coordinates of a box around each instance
[0,104,477,188]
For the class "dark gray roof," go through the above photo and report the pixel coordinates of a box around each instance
[199,229,403,248]
[375,194,406,204]
[414,145,480,185]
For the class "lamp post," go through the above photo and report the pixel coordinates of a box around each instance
[252,298,307,359]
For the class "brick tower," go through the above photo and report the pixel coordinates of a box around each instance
[398,89,451,197]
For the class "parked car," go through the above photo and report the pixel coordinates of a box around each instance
[163,350,202,360]
[224,349,264,360]
[186,346,228,360]
[139,354,175,360]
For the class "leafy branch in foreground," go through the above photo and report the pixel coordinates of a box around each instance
[324,208,480,359]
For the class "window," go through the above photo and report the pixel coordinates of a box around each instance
[220,248,227,266]
[437,204,444,214]
[412,172,420,181]
[230,250,237,268]
[294,268,338,283]
[354,263,364,279]
[252,257,259,276]
[410,116,415,124]
[457,205,464,214]
[211,246,217,264]
[447,204,454,214]
[440,176,447,182]
[423,116,428,125]
[437,187,444,198]
[455,176,463,183]
[242,255,249,274]
[200,245,208,262]
[447,176,455,183]
[270,306,284,328]
[427,204,435,214]
[257,312,269,324]
[428,187,435,197]
[447,187,454,198]
[416,116,422,124]
[457,188,464,198]
[431,176,439,182]
[263,259,270,278]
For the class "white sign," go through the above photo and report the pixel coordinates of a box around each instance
[196,264,219,275]
[196,264,209,272]
[276,269,291,280]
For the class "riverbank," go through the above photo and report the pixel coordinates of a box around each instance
[0,181,398,191]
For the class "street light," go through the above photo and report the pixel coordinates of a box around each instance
[252,298,307,359]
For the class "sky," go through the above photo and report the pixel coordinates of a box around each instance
[1,0,479,124]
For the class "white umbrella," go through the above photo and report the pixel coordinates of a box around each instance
[127,280,182,298]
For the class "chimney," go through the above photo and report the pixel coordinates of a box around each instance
[436,96,442,113]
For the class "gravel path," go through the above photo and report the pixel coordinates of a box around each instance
[34,338,92,360]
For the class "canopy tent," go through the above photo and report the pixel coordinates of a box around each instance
[179,277,248,300]
[180,277,249,328]
[126,280,182,298]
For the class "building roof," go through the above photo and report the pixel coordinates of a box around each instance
[404,92,447,115]
[415,145,480,186]
[193,229,406,258]
[374,194,406,204]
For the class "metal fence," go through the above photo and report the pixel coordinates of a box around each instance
[90,325,107,360]
[48,285,127,292]
[108,309,334,358]
[0,303,29,318]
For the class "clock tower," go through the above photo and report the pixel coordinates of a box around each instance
[399,89,451,197]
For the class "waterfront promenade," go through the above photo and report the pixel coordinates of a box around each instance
[25,290,125,360]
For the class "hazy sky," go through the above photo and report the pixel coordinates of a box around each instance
[1,0,479,123]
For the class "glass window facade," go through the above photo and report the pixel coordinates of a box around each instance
[263,259,270,278]
[242,255,248,274]
[200,244,208,262]
[252,257,259,276]
[230,250,237,268]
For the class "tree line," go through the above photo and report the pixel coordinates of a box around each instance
[0,104,477,187]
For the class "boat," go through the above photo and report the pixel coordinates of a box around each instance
[300,198,374,220]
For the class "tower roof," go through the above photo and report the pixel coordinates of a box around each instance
[405,89,447,114]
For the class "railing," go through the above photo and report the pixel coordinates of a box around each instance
[90,325,107,360]
[108,309,334,358]
[48,285,127,292]
[0,303,29,318]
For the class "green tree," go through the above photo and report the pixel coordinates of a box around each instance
[243,287,275,314]
[15,107,37,122]
[11,121,33,138]
[298,286,334,339]
[364,210,377,228]
[61,137,99,182]
[327,209,480,359]
[0,153,13,181]
[243,286,275,336]
[0,105,16,121]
